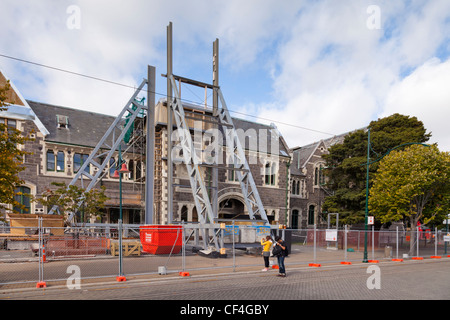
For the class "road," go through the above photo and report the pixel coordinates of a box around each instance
[2,259,449,307]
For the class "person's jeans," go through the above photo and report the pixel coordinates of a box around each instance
[277,255,286,274]
[263,255,270,268]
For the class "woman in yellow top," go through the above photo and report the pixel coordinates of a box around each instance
[261,236,273,271]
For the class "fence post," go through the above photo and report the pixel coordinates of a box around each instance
[36,217,46,288]
[416,226,420,258]
[372,226,375,260]
[232,221,235,272]
[344,225,348,261]
[434,227,438,257]
[396,226,398,259]
[182,224,185,272]
[313,224,317,264]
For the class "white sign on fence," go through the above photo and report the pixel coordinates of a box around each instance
[444,234,450,242]
[326,229,337,242]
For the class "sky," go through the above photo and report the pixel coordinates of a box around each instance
[1,0,449,151]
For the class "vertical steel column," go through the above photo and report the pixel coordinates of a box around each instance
[167,22,173,224]
[145,65,156,224]
[211,39,219,220]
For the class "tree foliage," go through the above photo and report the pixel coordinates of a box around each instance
[0,80,34,215]
[369,145,450,227]
[322,113,431,225]
[34,182,109,224]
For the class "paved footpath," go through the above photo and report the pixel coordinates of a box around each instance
[1,258,449,315]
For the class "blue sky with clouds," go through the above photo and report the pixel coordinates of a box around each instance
[1,0,449,151]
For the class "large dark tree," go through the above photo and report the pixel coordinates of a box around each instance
[322,113,431,226]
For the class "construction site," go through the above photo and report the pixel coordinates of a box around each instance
[2,23,448,290]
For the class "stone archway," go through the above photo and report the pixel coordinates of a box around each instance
[218,193,246,220]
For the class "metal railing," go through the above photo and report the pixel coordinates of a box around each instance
[1,223,449,288]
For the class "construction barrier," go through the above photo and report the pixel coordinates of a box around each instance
[1,224,450,288]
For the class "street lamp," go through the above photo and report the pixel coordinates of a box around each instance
[112,146,129,280]
[362,128,430,263]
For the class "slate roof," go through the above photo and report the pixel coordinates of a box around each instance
[230,117,290,157]
[26,99,291,158]
[27,100,117,148]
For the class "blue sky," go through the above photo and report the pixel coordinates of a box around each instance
[1,0,449,151]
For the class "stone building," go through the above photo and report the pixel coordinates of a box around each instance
[2,69,359,229]
[1,70,291,226]
[288,134,347,229]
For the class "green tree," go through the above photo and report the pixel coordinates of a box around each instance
[0,81,33,216]
[34,182,109,224]
[322,114,431,225]
[369,145,450,253]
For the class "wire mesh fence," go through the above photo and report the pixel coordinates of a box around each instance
[1,221,449,288]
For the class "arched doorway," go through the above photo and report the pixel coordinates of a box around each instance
[218,198,245,220]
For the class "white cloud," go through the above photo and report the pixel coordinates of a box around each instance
[1,0,449,152]
[383,58,450,151]
[259,0,450,151]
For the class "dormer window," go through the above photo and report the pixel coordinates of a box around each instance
[57,115,69,129]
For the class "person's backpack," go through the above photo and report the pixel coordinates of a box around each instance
[272,245,282,256]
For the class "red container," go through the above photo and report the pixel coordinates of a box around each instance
[139,225,183,254]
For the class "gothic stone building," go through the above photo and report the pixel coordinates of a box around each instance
[2,69,352,229]
[1,70,291,226]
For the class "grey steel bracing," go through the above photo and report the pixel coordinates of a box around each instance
[48,79,148,222]
[169,76,215,225]
[217,88,269,225]
[169,75,219,249]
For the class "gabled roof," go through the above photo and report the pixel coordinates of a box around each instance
[290,132,349,174]
[0,69,49,136]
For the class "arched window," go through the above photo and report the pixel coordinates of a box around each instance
[314,164,325,186]
[14,186,31,214]
[264,163,271,185]
[181,205,188,222]
[264,161,277,186]
[308,205,315,225]
[109,158,116,177]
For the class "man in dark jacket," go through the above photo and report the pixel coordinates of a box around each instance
[274,236,287,277]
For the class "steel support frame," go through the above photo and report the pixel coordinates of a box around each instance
[217,89,269,225]
[49,79,148,223]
